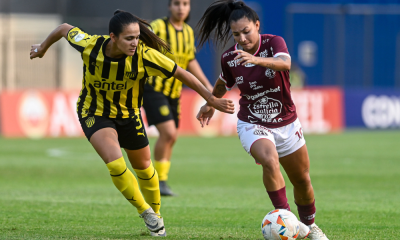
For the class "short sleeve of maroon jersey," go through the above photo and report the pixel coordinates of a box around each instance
[270,36,290,58]
[219,55,235,90]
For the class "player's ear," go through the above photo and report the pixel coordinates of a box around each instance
[110,32,117,43]
[255,20,260,32]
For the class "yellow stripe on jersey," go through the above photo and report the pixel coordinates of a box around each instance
[146,17,196,99]
[67,27,177,119]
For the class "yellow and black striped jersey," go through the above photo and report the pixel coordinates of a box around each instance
[146,17,196,99]
[67,27,177,119]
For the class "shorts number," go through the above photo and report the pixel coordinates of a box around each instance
[134,112,143,130]
[295,128,303,140]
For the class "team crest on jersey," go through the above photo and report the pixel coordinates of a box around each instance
[69,31,78,39]
[265,68,276,79]
[85,116,95,128]
[259,49,268,58]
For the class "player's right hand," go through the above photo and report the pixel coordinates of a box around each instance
[30,44,45,59]
[196,104,216,128]
[207,96,235,114]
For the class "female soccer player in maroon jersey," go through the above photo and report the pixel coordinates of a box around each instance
[196,1,329,239]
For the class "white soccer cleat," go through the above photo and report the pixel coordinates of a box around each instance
[139,207,165,232]
[307,223,329,240]
[150,226,167,237]
[296,221,310,239]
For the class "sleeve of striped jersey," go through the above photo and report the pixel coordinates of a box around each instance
[270,36,291,58]
[143,47,177,79]
[67,27,95,53]
[150,20,160,35]
[219,55,235,91]
[187,26,196,61]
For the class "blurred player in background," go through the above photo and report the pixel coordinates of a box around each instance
[143,0,213,196]
[30,10,234,237]
[196,1,328,239]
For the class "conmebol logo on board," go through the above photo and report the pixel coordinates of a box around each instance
[362,95,400,129]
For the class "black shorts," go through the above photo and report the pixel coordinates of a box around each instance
[143,84,180,128]
[79,114,149,150]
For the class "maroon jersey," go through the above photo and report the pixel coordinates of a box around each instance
[220,34,297,128]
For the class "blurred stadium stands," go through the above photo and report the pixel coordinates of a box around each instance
[0,0,399,138]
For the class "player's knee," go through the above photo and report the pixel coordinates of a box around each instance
[258,154,280,173]
[291,174,312,188]
[160,130,177,145]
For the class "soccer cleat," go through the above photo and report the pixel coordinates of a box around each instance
[139,207,165,232]
[159,181,175,196]
[307,223,329,240]
[296,221,310,239]
[150,227,167,237]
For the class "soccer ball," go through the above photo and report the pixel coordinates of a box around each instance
[261,209,300,240]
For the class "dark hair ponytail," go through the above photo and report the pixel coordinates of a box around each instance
[196,0,259,48]
[109,10,171,53]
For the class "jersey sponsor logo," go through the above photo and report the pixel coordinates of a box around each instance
[265,68,276,79]
[259,49,268,58]
[227,59,240,68]
[69,31,78,39]
[223,51,234,58]
[248,96,283,123]
[93,79,127,90]
[253,126,272,136]
[85,116,95,128]
[235,76,244,84]
[244,63,255,67]
[262,39,269,44]
[125,71,138,80]
[74,33,86,42]
[253,129,269,136]
[249,81,263,90]
[245,125,256,131]
[243,86,281,101]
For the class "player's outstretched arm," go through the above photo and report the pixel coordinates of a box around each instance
[187,59,214,92]
[173,67,234,114]
[30,23,74,59]
[196,78,228,127]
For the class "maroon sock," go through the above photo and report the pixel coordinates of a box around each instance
[296,200,316,225]
[267,186,290,211]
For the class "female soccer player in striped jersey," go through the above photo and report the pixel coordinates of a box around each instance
[30,10,234,237]
[196,1,329,239]
[143,0,213,196]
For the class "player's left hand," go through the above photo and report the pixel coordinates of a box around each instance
[233,50,259,66]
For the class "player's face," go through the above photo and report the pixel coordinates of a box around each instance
[114,22,140,56]
[231,18,260,54]
[169,0,190,23]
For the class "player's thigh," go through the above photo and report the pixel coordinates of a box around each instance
[279,144,311,185]
[142,86,174,127]
[79,116,122,163]
[237,119,278,165]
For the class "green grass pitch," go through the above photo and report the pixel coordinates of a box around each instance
[0,131,399,239]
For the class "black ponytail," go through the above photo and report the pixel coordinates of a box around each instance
[196,0,259,48]
[109,10,171,53]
